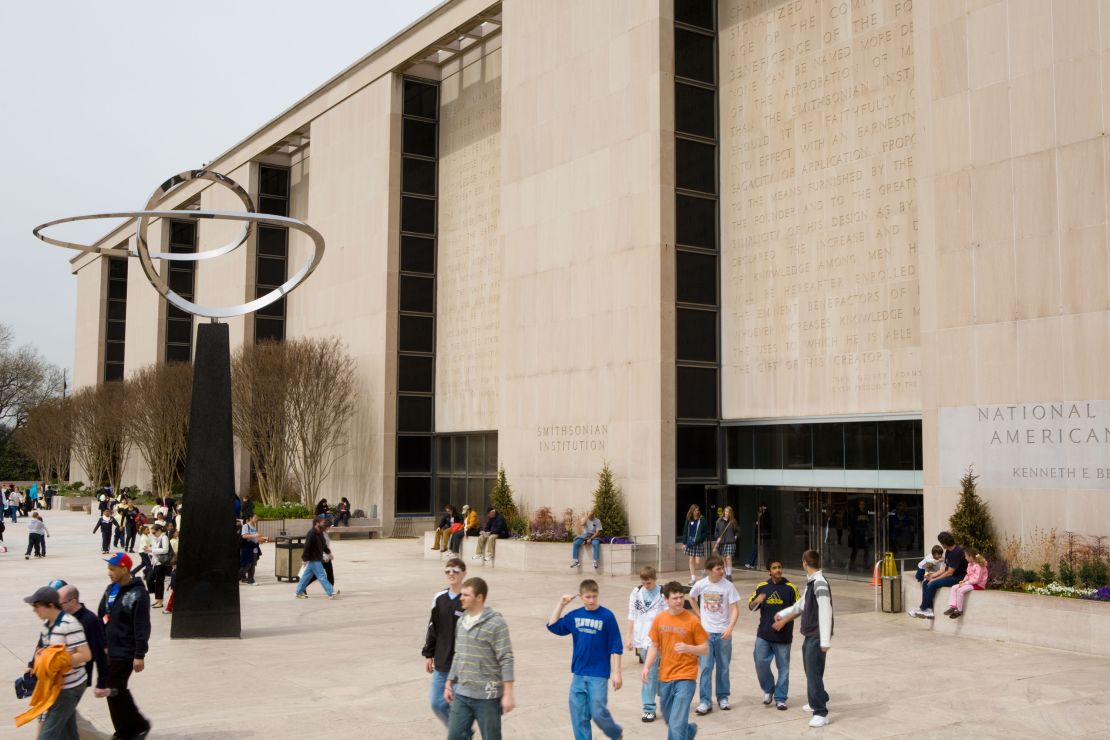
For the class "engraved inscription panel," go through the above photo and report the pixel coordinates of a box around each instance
[719,0,920,417]
[436,49,502,431]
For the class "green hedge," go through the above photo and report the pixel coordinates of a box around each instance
[255,502,313,520]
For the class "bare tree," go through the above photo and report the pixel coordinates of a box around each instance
[13,397,72,482]
[71,382,131,492]
[126,362,192,498]
[286,338,358,506]
[0,323,63,429]
[231,341,293,506]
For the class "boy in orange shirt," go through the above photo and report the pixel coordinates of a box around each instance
[642,581,709,739]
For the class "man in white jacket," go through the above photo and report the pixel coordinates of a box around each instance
[773,549,833,727]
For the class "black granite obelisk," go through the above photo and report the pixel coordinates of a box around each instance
[171,322,241,638]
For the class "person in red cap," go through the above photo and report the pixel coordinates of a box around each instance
[96,552,152,739]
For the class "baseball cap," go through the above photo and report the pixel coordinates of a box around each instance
[24,586,60,605]
[47,579,68,590]
[105,552,133,569]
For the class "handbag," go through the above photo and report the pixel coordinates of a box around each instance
[14,672,36,700]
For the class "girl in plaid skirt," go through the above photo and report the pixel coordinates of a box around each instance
[684,504,708,585]
[714,505,738,580]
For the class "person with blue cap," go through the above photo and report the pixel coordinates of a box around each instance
[96,552,152,739]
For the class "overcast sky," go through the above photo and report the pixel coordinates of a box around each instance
[0,0,441,371]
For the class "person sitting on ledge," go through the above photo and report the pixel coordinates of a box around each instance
[314,498,332,524]
[432,505,460,552]
[915,545,945,583]
[473,507,509,563]
[909,531,966,619]
[334,497,352,527]
[570,510,603,570]
[945,546,988,619]
[449,504,480,556]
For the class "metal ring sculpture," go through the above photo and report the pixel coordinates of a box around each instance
[32,169,324,319]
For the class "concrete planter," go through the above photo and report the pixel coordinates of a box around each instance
[421,532,656,576]
[904,575,1110,657]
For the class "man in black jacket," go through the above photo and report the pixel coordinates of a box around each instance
[59,584,109,691]
[472,508,510,563]
[422,557,467,727]
[294,515,338,599]
[96,552,152,740]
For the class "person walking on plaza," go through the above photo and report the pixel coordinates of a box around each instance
[295,515,338,599]
[773,549,834,728]
[472,507,508,564]
[909,531,967,619]
[945,546,988,619]
[688,555,740,715]
[111,506,126,550]
[58,584,110,693]
[713,506,738,580]
[642,580,708,740]
[148,523,172,609]
[25,510,49,558]
[20,585,92,739]
[627,565,665,723]
[547,580,624,740]
[8,485,21,522]
[747,559,798,710]
[445,577,514,740]
[743,505,769,570]
[96,553,153,739]
[239,513,266,584]
[569,510,603,570]
[301,517,337,590]
[683,504,707,585]
[423,557,467,728]
[93,511,117,555]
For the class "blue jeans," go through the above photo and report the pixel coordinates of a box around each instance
[919,575,957,610]
[447,694,501,740]
[572,536,600,562]
[295,560,333,596]
[698,632,731,704]
[801,635,829,717]
[753,636,790,703]
[568,674,622,740]
[430,670,450,726]
[658,679,698,740]
[915,567,925,582]
[638,647,659,711]
[8,505,17,523]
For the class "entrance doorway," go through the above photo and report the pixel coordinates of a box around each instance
[733,487,923,580]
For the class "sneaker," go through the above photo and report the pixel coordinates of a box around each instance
[593,561,599,570]
[943,607,956,616]
[743,563,755,570]
[295,593,308,599]
[570,560,580,568]
[641,711,656,723]
[718,698,730,711]
[908,608,923,618]
[689,576,696,586]
[803,704,814,713]
[921,608,934,619]
[725,573,733,581]
[809,715,829,727]
[472,555,484,560]
[762,692,772,705]
[694,702,711,716]
[329,589,341,600]
[776,701,787,711]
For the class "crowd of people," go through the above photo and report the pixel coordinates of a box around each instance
[422,549,837,739]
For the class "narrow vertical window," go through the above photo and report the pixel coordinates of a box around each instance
[104,256,128,381]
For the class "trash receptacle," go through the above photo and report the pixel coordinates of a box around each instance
[275,536,305,582]
[881,575,903,613]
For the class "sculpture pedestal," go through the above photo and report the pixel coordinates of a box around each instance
[171,322,241,639]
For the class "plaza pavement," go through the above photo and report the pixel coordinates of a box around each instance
[2,510,1110,739]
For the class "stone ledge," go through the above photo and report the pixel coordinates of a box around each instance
[421,531,657,575]
[903,574,1110,657]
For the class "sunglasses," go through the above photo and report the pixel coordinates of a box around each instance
[445,568,463,575]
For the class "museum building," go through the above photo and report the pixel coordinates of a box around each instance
[69,0,1110,576]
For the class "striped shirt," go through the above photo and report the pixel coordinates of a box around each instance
[39,613,88,690]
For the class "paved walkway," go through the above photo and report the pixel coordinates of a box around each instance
[2,510,1109,739]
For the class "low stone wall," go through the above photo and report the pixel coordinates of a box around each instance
[903,575,1110,657]
[421,532,657,576]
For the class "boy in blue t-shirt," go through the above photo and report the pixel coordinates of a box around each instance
[547,579,624,740]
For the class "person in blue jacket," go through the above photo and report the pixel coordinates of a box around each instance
[684,504,708,586]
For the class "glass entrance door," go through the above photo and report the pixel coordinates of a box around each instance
[819,491,878,578]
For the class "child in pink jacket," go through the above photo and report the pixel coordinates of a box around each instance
[945,545,987,618]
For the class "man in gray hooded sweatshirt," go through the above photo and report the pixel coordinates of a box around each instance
[444,576,515,739]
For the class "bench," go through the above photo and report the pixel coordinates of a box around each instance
[420,531,655,575]
[328,517,382,540]
[64,502,92,513]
